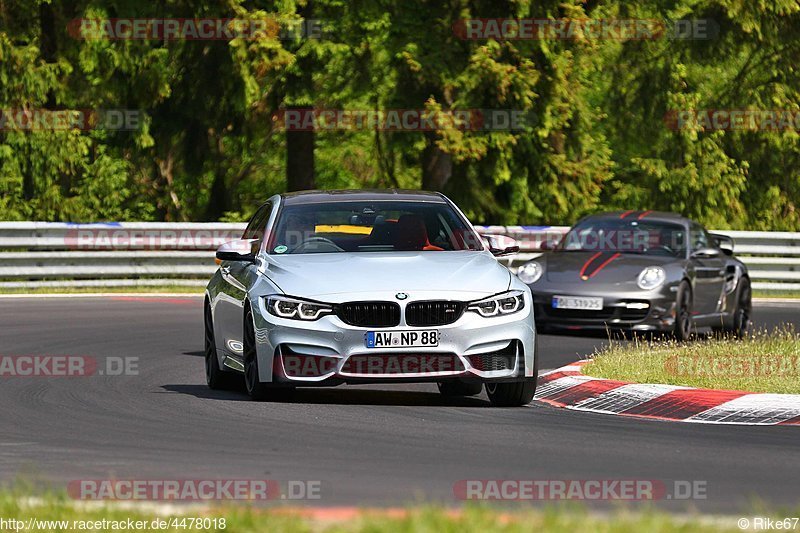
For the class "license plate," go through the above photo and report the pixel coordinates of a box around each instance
[552,295,604,310]
[365,330,439,348]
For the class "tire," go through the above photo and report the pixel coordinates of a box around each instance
[243,306,294,401]
[205,303,241,390]
[485,342,538,407]
[437,381,483,397]
[485,380,537,407]
[673,280,694,341]
[728,278,752,338]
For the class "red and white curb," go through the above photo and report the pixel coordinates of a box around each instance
[535,361,800,426]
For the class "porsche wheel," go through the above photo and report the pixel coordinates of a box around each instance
[728,278,752,338]
[673,280,693,341]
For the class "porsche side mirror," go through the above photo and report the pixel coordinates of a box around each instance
[216,239,257,263]
[709,233,734,256]
[484,234,520,256]
[690,247,721,259]
[540,239,560,251]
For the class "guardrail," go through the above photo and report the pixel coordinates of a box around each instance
[0,222,797,291]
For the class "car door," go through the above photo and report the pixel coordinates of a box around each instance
[688,222,726,315]
[215,203,272,355]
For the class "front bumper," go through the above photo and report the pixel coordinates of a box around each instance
[250,293,536,384]
[530,284,678,332]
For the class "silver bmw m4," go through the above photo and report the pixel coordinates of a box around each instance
[204,190,537,406]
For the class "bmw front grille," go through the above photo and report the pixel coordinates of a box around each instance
[334,300,467,328]
[405,301,465,327]
[336,302,401,327]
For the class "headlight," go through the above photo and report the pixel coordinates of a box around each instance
[265,295,334,321]
[467,290,526,317]
[517,261,543,284]
[636,266,666,290]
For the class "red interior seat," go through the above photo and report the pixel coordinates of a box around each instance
[393,215,443,251]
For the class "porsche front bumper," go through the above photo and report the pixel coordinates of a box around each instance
[529,284,679,332]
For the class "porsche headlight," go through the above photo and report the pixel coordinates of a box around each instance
[517,261,543,284]
[265,295,334,321]
[636,266,666,290]
[467,290,526,317]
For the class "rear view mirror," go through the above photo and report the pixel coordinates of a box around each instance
[215,239,257,263]
[484,234,520,256]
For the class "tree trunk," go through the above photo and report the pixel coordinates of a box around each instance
[284,0,316,192]
[39,2,57,63]
[33,2,57,201]
[286,110,315,191]
[421,132,452,191]
[204,172,228,221]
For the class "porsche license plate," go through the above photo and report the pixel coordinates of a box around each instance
[552,296,604,310]
[366,330,439,348]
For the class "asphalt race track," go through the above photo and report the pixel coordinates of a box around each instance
[1,296,798,512]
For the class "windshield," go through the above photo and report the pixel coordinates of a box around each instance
[267,201,484,254]
[559,218,687,257]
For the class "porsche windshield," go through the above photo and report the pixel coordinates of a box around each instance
[268,201,484,254]
[560,219,687,257]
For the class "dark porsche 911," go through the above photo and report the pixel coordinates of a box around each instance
[516,211,752,339]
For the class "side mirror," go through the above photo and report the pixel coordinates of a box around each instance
[215,239,257,263]
[691,247,721,259]
[540,239,560,251]
[484,234,520,256]
[709,233,734,256]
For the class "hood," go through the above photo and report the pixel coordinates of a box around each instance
[540,251,679,284]
[261,251,510,301]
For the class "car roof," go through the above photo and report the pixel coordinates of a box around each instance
[580,211,692,226]
[280,189,447,205]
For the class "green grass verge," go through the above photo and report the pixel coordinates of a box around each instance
[584,328,800,394]
[0,491,754,532]
[753,289,800,299]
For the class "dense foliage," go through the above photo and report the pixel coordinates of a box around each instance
[1,0,798,228]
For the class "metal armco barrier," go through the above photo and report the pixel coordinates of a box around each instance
[0,222,797,291]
